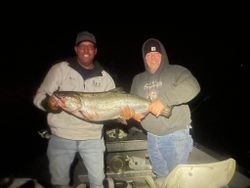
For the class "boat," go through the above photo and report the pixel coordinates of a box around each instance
[73,126,250,188]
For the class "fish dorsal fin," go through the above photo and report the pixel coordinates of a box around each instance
[109,87,127,93]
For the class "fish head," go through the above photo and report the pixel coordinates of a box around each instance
[53,91,82,111]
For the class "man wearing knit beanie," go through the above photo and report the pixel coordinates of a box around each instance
[128,37,200,186]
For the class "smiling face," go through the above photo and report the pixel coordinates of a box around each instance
[74,41,97,69]
[145,52,162,74]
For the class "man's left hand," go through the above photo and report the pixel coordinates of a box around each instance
[149,99,165,117]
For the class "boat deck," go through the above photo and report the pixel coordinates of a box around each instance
[75,140,250,188]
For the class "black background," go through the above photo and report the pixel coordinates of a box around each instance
[1,4,249,180]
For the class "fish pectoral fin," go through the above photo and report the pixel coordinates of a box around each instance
[132,113,147,122]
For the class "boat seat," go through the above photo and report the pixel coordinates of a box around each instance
[145,158,236,188]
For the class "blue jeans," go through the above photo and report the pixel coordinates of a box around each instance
[147,128,193,177]
[47,135,105,188]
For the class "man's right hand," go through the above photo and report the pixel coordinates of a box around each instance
[48,95,61,112]
[120,106,145,122]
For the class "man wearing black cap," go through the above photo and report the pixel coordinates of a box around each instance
[124,38,200,186]
[33,31,115,188]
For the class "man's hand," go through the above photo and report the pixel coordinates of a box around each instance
[149,99,165,117]
[120,106,135,120]
[48,95,61,112]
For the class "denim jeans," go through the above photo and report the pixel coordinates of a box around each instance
[47,135,105,188]
[147,128,193,177]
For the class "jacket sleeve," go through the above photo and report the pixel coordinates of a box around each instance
[33,64,63,111]
[161,67,200,107]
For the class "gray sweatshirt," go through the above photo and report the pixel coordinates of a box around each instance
[130,38,200,135]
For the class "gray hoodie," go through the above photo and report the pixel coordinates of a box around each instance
[130,38,200,135]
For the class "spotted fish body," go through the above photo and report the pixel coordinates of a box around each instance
[52,89,170,124]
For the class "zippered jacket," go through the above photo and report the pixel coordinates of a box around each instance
[33,57,115,140]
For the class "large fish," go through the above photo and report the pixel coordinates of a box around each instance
[52,89,171,124]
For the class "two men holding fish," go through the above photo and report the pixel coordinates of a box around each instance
[34,31,200,187]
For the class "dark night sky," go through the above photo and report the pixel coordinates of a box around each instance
[1,5,249,178]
